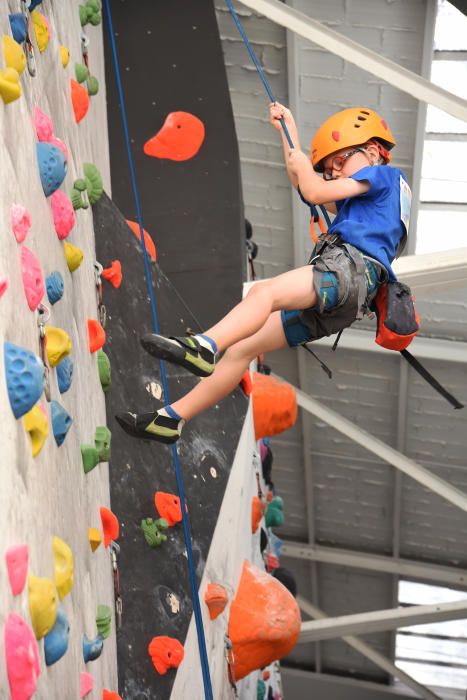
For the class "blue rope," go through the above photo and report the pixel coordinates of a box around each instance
[103,3,213,697]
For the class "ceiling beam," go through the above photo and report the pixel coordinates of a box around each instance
[282,541,467,588]
[298,596,442,700]
[298,598,467,643]
[238,0,467,122]
[393,248,467,294]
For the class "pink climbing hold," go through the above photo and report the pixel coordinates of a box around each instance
[80,672,94,698]
[11,204,32,243]
[20,246,44,311]
[50,135,69,161]
[50,190,75,239]
[0,277,9,299]
[33,106,54,142]
[5,613,40,700]
[5,544,29,596]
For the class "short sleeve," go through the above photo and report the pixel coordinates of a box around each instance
[350,165,395,199]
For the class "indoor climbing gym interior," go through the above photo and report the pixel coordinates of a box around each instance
[1,1,467,699]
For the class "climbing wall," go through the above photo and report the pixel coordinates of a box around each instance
[0,2,118,698]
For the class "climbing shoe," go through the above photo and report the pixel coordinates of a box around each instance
[141,333,217,377]
[115,409,184,444]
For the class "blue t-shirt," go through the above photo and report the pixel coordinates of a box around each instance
[327,165,411,281]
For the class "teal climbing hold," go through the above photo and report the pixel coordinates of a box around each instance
[46,271,64,305]
[50,400,73,446]
[56,357,73,394]
[265,498,284,529]
[97,350,111,392]
[257,679,266,700]
[36,142,67,197]
[96,604,111,639]
[141,518,169,548]
[4,342,44,419]
[82,633,104,663]
[44,608,70,666]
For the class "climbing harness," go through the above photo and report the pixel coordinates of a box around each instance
[37,303,51,401]
[103,2,213,697]
[224,635,239,698]
[20,0,36,76]
[110,541,123,630]
[93,261,107,328]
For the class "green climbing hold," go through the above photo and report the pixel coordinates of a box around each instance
[95,604,111,639]
[97,350,111,392]
[74,63,89,84]
[79,0,101,26]
[257,679,266,700]
[87,75,99,96]
[83,163,103,204]
[81,445,99,474]
[141,518,169,548]
[94,426,111,462]
[71,182,89,210]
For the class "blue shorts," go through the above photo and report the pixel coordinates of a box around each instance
[281,259,380,347]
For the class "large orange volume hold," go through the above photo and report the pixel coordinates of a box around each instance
[228,560,301,680]
[252,373,297,440]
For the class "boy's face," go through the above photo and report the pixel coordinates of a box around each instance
[322,143,379,180]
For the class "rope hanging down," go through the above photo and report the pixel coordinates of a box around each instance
[102,3,214,698]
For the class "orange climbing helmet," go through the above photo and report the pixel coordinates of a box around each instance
[310,108,396,172]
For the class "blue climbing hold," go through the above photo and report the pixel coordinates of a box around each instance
[36,143,67,197]
[51,400,73,447]
[56,356,73,394]
[29,0,43,9]
[9,13,27,43]
[46,271,64,305]
[4,342,44,419]
[44,608,70,666]
[82,633,104,663]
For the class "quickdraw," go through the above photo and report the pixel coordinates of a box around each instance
[37,303,51,402]
[21,0,37,77]
[224,635,238,698]
[110,541,123,630]
[94,261,107,328]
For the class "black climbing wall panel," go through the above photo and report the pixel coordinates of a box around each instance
[104,0,245,330]
[93,194,247,698]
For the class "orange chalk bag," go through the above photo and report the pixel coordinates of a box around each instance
[373,281,420,351]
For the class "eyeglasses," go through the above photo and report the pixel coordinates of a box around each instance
[323,147,366,180]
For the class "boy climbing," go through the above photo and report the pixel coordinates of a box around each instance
[116,105,411,444]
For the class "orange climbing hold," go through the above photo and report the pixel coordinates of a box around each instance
[240,369,252,396]
[251,496,265,534]
[102,692,122,700]
[126,220,157,261]
[228,560,301,680]
[263,670,271,681]
[88,320,106,353]
[148,636,184,675]
[154,491,184,527]
[144,111,205,161]
[102,260,122,288]
[70,79,90,123]
[99,507,119,548]
[252,373,297,440]
[204,583,229,621]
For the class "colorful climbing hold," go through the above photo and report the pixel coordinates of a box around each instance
[5,544,29,596]
[75,62,89,84]
[5,613,40,700]
[84,163,103,204]
[148,636,184,675]
[64,241,84,272]
[80,0,102,26]
[56,356,73,394]
[265,498,284,529]
[141,517,168,547]
[204,583,229,620]
[0,67,21,104]
[100,506,119,547]
[44,607,70,666]
[88,319,106,353]
[70,79,90,123]
[81,445,99,474]
[252,373,297,440]
[33,106,54,142]
[46,271,64,305]
[87,75,99,96]
[31,10,50,53]
[241,369,253,396]
[144,111,205,161]
[252,495,265,534]
[50,190,75,239]
[23,404,49,457]
[154,491,184,527]
[36,142,67,197]
[102,260,122,288]
[102,692,122,700]
[50,400,72,446]
[88,527,102,552]
[80,671,94,698]
[257,679,266,700]
[82,633,104,663]
[3,35,26,75]
[95,425,111,461]
[0,277,9,299]
[20,246,44,311]
[52,536,74,599]
[4,342,44,419]
[9,13,27,44]
[28,574,58,639]
[97,350,111,392]
[45,326,71,367]
[49,134,69,160]
[60,45,70,67]
[11,204,31,243]
[96,604,112,639]
[126,220,157,261]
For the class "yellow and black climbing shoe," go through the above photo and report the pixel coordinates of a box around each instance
[141,334,217,377]
[115,410,184,444]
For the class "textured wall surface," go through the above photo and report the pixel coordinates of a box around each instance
[0,2,116,697]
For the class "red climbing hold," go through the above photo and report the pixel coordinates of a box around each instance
[240,369,252,396]
[102,260,122,289]
[148,636,184,675]
[88,319,106,353]
[70,79,90,123]
[99,507,119,548]
[102,691,122,700]
[126,220,157,261]
[0,277,8,299]
[144,111,205,161]
[251,496,265,534]
[154,491,184,527]
[204,583,229,620]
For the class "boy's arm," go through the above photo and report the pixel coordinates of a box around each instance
[270,102,301,188]
[288,150,370,204]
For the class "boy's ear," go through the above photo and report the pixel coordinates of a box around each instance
[365,141,381,165]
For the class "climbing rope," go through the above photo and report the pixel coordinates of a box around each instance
[102,3,213,697]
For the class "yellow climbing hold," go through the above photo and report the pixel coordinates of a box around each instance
[23,404,49,457]
[28,574,58,639]
[88,527,102,552]
[63,242,84,272]
[31,10,50,53]
[45,326,72,367]
[3,36,26,75]
[60,45,70,68]
[52,536,74,600]
[0,67,21,104]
